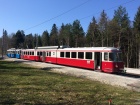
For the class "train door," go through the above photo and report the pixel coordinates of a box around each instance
[42,51,46,62]
[94,52,102,70]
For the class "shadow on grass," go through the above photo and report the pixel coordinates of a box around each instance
[40,67,63,71]
[0,61,35,72]
[0,60,63,74]
[0,99,16,105]
[115,72,140,79]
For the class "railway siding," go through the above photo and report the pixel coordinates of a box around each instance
[4,58,140,92]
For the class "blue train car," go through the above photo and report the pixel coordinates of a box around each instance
[15,49,22,59]
[7,48,16,58]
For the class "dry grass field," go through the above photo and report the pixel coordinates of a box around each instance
[0,60,140,105]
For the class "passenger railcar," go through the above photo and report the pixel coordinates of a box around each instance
[7,48,16,58]
[21,49,36,60]
[7,46,125,73]
[56,47,124,73]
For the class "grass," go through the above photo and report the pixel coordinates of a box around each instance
[0,60,140,105]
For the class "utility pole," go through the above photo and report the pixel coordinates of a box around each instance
[2,29,4,59]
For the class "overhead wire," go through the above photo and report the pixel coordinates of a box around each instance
[25,0,136,32]
[79,0,136,20]
[24,0,91,31]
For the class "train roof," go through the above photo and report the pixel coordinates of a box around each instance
[19,47,121,52]
[35,45,69,49]
[57,47,121,52]
[22,49,35,51]
[7,48,16,51]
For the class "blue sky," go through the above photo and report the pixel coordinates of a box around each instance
[0,0,139,37]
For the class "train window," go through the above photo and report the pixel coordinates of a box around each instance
[28,52,30,55]
[86,52,92,59]
[78,52,84,59]
[66,52,70,58]
[46,52,48,56]
[30,52,31,55]
[117,53,122,61]
[26,52,27,55]
[32,52,34,55]
[40,52,42,56]
[71,52,77,58]
[109,53,114,61]
[60,52,64,57]
[49,52,51,56]
[104,53,108,61]
[37,52,40,56]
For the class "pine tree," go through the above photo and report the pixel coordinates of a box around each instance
[58,23,66,45]
[113,6,130,47]
[133,6,140,68]
[72,20,85,47]
[58,23,72,46]
[113,6,131,67]
[86,17,100,47]
[38,35,42,47]
[50,24,58,46]
[42,30,49,46]
[33,34,38,48]
[98,10,108,47]
[107,20,120,47]
[15,30,25,48]
[24,34,33,48]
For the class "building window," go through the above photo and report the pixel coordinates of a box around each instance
[86,52,92,59]
[66,52,70,58]
[60,52,64,57]
[78,52,84,59]
[71,52,76,58]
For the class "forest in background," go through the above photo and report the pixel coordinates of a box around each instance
[0,6,140,68]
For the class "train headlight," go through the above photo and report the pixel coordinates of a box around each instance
[115,65,118,68]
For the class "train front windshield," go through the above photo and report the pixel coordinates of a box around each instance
[109,52,122,62]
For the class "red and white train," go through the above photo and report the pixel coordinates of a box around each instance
[20,46,125,73]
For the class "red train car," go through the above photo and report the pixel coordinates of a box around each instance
[21,46,125,73]
[21,49,36,61]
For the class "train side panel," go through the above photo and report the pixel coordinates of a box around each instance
[57,58,94,69]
